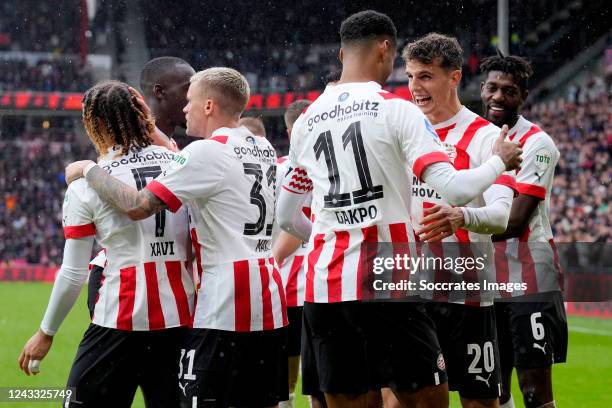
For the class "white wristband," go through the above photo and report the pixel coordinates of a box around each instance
[488,155,507,174]
[83,162,98,178]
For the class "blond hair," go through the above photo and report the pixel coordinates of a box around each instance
[190,67,250,117]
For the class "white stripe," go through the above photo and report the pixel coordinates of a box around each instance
[192,396,197,408]
[434,372,440,385]
[569,326,612,336]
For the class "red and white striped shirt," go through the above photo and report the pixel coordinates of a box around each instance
[410,107,517,306]
[62,145,195,330]
[275,156,309,307]
[494,116,562,297]
[147,126,287,331]
[287,81,450,303]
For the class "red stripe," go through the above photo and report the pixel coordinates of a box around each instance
[190,228,203,289]
[117,266,136,330]
[166,261,192,326]
[306,234,325,302]
[516,183,546,199]
[453,117,490,171]
[270,258,288,326]
[518,125,542,147]
[519,227,538,294]
[357,225,378,300]
[378,91,404,100]
[144,262,166,330]
[210,135,229,144]
[233,260,251,331]
[494,174,518,195]
[258,259,274,330]
[413,152,452,181]
[435,123,456,142]
[389,223,411,299]
[286,255,304,307]
[64,223,96,239]
[423,202,449,302]
[277,156,288,164]
[327,231,350,302]
[146,180,182,212]
[494,241,511,299]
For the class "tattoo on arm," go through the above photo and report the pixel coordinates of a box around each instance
[85,165,167,220]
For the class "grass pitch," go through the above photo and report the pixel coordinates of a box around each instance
[0,282,610,407]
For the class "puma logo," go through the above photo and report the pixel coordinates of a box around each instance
[535,172,543,182]
[533,342,547,354]
[178,381,187,396]
[475,373,491,387]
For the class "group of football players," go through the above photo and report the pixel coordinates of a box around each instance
[18,9,567,408]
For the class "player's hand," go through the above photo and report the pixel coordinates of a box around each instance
[18,329,53,375]
[416,205,465,242]
[493,124,522,171]
[65,160,95,185]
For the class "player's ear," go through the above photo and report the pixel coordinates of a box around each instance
[450,70,462,87]
[153,84,165,100]
[522,89,529,102]
[204,99,214,116]
[338,48,344,64]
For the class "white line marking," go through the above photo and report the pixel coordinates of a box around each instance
[569,326,612,336]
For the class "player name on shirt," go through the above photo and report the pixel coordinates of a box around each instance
[409,107,517,306]
[286,81,451,303]
[146,126,287,331]
[63,145,194,331]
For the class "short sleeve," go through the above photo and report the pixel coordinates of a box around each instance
[146,139,228,212]
[515,135,558,199]
[288,113,307,169]
[393,101,450,181]
[62,182,95,239]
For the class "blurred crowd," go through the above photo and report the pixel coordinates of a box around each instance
[534,76,611,242]
[0,133,96,267]
[0,58,92,92]
[0,77,609,267]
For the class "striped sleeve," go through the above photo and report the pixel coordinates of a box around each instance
[62,182,96,239]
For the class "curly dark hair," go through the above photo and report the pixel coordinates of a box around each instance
[82,80,155,157]
[340,10,397,46]
[479,54,534,92]
[402,33,463,71]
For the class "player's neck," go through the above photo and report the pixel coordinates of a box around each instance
[204,117,241,138]
[506,115,520,129]
[338,61,385,86]
[427,98,463,125]
[155,119,175,138]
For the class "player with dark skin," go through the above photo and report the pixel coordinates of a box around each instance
[481,60,539,242]
[481,55,555,408]
[140,56,196,149]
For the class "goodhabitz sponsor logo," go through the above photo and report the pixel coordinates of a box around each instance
[234,144,276,160]
[307,99,379,131]
[102,150,176,172]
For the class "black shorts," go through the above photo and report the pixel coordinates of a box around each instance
[65,324,187,408]
[495,291,568,370]
[427,303,501,399]
[179,327,288,408]
[303,300,447,395]
[87,265,105,318]
[300,308,326,403]
[287,306,303,356]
